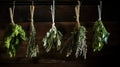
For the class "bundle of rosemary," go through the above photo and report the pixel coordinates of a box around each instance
[92,1,110,52]
[42,0,62,52]
[60,1,87,59]
[3,6,27,58]
[26,4,39,58]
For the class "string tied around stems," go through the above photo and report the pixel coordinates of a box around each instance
[75,0,81,26]
[30,1,35,26]
[9,1,15,25]
[98,1,102,21]
[51,0,55,27]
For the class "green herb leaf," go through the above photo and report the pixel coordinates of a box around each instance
[3,24,27,58]
[42,25,62,52]
[61,25,87,59]
[92,20,110,52]
[26,23,39,58]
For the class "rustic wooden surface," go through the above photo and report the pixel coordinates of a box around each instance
[0,0,119,67]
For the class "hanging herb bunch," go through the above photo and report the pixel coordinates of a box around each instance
[92,1,110,52]
[2,3,27,58]
[26,4,39,58]
[60,1,87,59]
[42,0,62,53]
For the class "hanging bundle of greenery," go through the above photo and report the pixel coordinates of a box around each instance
[26,4,39,58]
[60,1,87,59]
[92,1,110,52]
[42,0,62,52]
[3,4,27,58]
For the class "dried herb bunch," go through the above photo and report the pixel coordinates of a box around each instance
[26,4,39,58]
[92,20,110,51]
[92,1,110,52]
[61,1,87,59]
[3,7,27,58]
[42,0,62,52]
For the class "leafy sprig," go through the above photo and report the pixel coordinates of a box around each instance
[60,1,87,59]
[3,8,27,58]
[26,4,39,58]
[42,0,62,52]
[92,20,110,51]
[92,1,110,52]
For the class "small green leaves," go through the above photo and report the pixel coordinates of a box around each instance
[26,23,39,58]
[3,24,27,58]
[26,5,39,58]
[92,20,110,52]
[42,25,62,52]
[61,25,87,59]
[74,26,87,59]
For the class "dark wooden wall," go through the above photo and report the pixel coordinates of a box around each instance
[0,0,119,67]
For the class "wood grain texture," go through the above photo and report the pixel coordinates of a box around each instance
[0,1,119,66]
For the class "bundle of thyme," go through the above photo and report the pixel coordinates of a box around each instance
[3,3,27,58]
[42,0,62,52]
[26,4,39,58]
[60,1,87,59]
[92,1,110,52]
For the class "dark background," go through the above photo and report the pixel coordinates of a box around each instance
[0,0,119,67]
[0,0,119,22]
